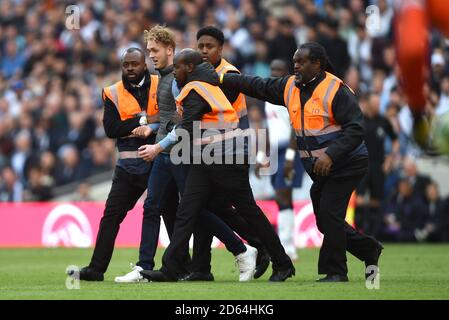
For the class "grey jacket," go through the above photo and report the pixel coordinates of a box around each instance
[155,64,176,153]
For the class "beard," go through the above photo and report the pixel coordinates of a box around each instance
[294,73,302,86]
[127,70,145,84]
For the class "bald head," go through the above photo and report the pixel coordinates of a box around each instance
[173,48,204,86]
[175,48,203,66]
[121,47,145,62]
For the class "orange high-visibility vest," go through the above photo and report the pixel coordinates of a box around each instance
[215,58,247,119]
[175,81,239,129]
[103,75,159,120]
[283,72,344,158]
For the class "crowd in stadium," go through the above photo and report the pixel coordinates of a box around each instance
[0,0,448,242]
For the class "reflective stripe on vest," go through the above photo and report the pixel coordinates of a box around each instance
[215,59,247,119]
[283,72,347,157]
[284,72,342,137]
[118,151,139,159]
[175,80,239,129]
[103,74,159,120]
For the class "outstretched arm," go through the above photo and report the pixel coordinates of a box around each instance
[221,73,290,106]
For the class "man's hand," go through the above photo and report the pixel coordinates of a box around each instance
[132,126,152,138]
[255,162,270,179]
[313,153,333,176]
[138,144,163,162]
[283,159,295,182]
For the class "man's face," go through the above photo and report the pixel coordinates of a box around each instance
[121,51,146,83]
[270,60,289,77]
[293,48,320,85]
[173,56,190,87]
[147,40,173,70]
[197,35,222,66]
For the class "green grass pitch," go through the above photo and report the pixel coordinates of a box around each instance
[1,244,448,300]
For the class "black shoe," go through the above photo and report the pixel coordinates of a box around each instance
[254,250,270,279]
[365,242,384,279]
[140,269,177,282]
[67,266,104,281]
[180,272,214,281]
[316,274,349,282]
[269,266,295,282]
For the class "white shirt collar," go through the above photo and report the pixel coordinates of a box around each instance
[132,76,145,88]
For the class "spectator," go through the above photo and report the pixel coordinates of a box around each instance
[430,50,446,95]
[0,166,23,202]
[1,39,26,79]
[10,130,34,184]
[414,182,447,242]
[55,145,88,186]
[23,166,52,201]
[402,157,432,202]
[267,17,297,73]
[384,178,429,242]
[435,76,449,116]
[317,18,350,78]
[251,41,271,78]
[356,93,399,237]
[39,151,56,189]
[347,21,373,87]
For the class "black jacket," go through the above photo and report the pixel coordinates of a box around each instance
[102,69,156,174]
[175,62,246,162]
[102,69,152,139]
[176,62,216,136]
[222,71,368,178]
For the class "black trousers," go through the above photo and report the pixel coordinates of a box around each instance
[191,198,267,273]
[141,153,247,272]
[89,167,149,273]
[161,164,292,278]
[310,173,380,276]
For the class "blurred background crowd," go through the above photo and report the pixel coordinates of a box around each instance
[0,0,448,242]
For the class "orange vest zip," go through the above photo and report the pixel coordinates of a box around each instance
[103,74,159,120]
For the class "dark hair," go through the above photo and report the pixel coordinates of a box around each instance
[196,26,225,46]
[299,42,335,73]
[125,47,144,55]
[122,47,145,61]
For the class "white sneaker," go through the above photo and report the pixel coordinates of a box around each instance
[114,264,147,283]
[235,244,257,282]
